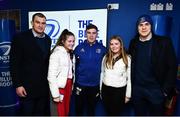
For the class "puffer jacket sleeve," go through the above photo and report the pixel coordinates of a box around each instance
[125,56,131,98]
[47,48,61,98]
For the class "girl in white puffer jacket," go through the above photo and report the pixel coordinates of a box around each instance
[47,29,75,116]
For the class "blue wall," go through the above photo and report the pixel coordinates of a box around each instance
[1,0,180,115]
[1,0,180,54]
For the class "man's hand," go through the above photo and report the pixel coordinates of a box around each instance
[16,86,27,97]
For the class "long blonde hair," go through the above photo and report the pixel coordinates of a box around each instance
[105,35,128,69]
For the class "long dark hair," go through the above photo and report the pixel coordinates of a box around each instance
[51,29,75,54]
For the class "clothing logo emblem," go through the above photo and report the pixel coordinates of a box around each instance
[96,49,101,53]
[76,87,82,95]
[80,48,85,53]
[0,42,11,68]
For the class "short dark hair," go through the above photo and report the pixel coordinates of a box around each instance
[86,23,98,31]
[32,13,46,22]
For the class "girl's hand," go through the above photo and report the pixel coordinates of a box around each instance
[125,97,130,103]
[53,97,61,102]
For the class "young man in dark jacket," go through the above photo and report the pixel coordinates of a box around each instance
[128,14,177,116]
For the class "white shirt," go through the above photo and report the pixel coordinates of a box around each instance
[100,56,131,98]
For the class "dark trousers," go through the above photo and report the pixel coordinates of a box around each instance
[18,96,50,116]
[74,84,99,116]
[132,86,165,116]
[102,84,126,116]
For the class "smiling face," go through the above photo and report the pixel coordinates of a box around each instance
[63,35,75,51]
[138,21,152,39]
[31,16,46,35]
[110,38,121,55]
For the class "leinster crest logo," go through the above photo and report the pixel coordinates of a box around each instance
[0,42,11,68]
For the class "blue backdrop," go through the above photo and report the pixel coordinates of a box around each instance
[1,0,180,115]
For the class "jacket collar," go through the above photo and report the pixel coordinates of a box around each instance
[84,40,98,46]
[32,29,45,38]
[57,46,69,53]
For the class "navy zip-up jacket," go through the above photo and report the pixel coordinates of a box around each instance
[74,40,106,87]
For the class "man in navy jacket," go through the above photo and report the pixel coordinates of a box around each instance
[74,24,106,115]
[10,13,51,115]
[128,14,177,115]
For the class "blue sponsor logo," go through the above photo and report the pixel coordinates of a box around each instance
[0,42,11,68]
[45,19,60,49]
[45,19,60,38]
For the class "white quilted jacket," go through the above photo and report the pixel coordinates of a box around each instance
[47,46,74,98]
